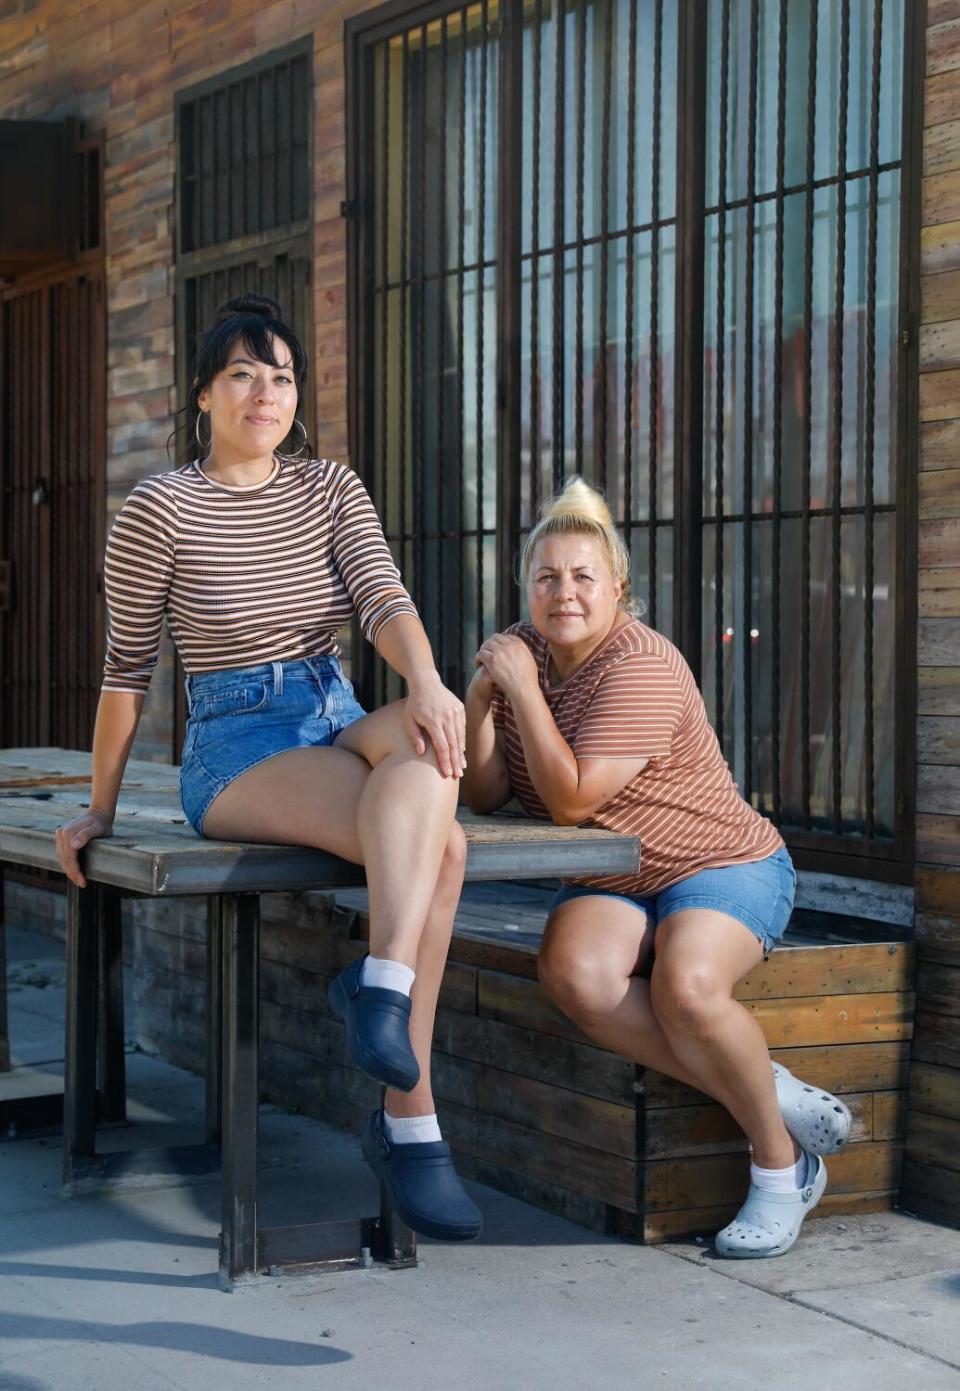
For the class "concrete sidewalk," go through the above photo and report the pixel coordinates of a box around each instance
[1,923,958,1391]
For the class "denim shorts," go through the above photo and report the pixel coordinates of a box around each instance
[549,845,797,955]
[180,656,367,835]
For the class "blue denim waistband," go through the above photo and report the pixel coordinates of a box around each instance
[184,655,343,710]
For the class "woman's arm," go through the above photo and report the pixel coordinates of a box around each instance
[461,667,511,813]
[476,634,647,825]
[375,613,466,779]
[55,690,145,886]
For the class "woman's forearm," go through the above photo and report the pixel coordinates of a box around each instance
[462,685,510,812]
[375,613,441,687]
[89,690,146,819]
[509,685,583,824]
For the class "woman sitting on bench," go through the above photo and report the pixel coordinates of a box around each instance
[462,477,850,1259]
[54,293,480,1243]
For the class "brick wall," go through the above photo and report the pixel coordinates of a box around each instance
[0,0,362,758]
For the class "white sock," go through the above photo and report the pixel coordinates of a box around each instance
[383,1111,443,1145]
[361,955,415,996]
[750,1154,807,1193]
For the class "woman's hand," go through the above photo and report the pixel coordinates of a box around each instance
[475,633,539,703]
[404,672,468,778]
[55,809,113,889]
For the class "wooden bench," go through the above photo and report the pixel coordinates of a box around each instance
[324,884,915,1241]
[0,749,640,1288]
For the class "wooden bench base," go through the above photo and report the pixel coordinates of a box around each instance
[326,892,914,1243]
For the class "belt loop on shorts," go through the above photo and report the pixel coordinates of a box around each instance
[272,660,283,696]
[183,674,192,717]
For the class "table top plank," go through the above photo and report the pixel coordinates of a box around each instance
[0,751,640,897]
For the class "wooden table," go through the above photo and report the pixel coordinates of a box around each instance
[0,749,640,1288]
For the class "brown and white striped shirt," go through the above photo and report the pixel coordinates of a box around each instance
[102,457,418,692]
[491,618,783,894]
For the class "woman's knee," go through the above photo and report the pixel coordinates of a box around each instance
[650,964,728,1038]
[537,940,623,1024]
[439,821,467,882]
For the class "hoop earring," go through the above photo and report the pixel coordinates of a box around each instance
[278,418,309,460]
[272,417,306,461]
[194,410,210,459]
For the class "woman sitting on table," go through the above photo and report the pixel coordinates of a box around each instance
[54,293,480,1243]
[461,477,850,1259]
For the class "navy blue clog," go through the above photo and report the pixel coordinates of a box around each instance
[362,1108,483,1242]
[328,955,420,1092]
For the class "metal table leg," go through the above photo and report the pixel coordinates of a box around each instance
[97,888,126,1124]
[0,870,9,1074]
[205,895,223,1147]
[219,892,260,1288]
[63,882,98,1183]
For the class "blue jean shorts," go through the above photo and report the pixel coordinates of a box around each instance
[549,846,797,955]
[180,656,367,835]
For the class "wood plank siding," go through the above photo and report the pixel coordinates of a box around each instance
[904,9,960,1228]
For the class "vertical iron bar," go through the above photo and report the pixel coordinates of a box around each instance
[623,0,638,553]
[530,0,543,519]
[219,893,261,1288]
[551,0,566,491]
[437,16,449,666]
[801,1,818,829]
[863,0,883,839]
[476,0,489,649]
[771,0,787,822]
[96,888,126,1126]
[714,0,730,753]
[399,33,411,619]
[649,0,663,628]
[456,9,467,674]
[596,0,613,490]
[574,0,586,474]
[0,871,9,1072]
[497,0,524,633]
[741,0,759,804]
[417,25,429,623]
[378,41,391,708]
[63,883,98,1184]
[831,0,850,835]
[205,895,223,1147]
[673,1,707,678]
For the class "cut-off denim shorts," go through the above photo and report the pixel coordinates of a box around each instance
[550,845,797,956]
[180,656,367,835]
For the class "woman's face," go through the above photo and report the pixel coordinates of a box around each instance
[526,532,622,653]
[197,335,298,462]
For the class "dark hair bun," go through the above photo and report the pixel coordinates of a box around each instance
[215,293,282,322]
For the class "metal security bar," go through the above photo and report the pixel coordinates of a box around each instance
[173,43,314,754]
[0,272,106,749]
[357,7,502,708]
[346,0,920,878]
[700,0,915,865]
[179,51,310,253]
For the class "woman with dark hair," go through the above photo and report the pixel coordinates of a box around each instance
[55,294,481,1242]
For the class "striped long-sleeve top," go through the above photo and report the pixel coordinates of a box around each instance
[102,457,418,693]
[491,618,783,894]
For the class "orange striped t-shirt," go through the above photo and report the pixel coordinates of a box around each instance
[491,617,783,895]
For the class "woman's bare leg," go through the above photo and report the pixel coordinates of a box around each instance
[203,701,459,969]
[650,911,797,1170]
[538,897,706,1090]
[539,898,797,1169]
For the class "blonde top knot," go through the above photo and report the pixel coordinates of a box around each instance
[519,476,640,614]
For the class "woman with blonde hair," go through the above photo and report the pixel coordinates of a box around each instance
[462,477,849,1258]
